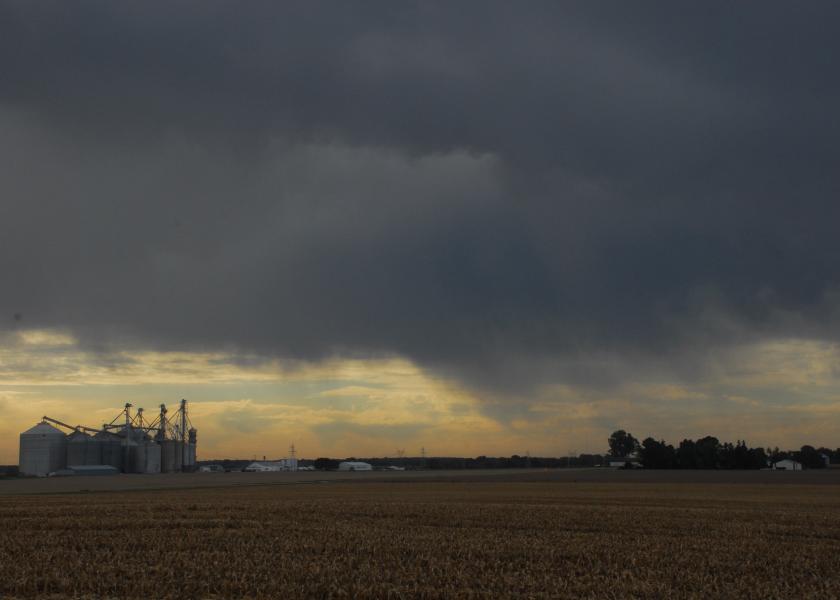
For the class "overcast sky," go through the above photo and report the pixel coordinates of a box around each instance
[2,3,839,461]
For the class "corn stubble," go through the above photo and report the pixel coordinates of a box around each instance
[1,481,839,598]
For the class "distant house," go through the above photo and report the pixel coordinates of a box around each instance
[607,457,641,469]
[338,461,373,471]
[773,459,803,471]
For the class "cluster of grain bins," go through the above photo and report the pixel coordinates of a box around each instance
[18,400,197,477]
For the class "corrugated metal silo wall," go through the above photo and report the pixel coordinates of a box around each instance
[84,437,102,465]
[161,440,177,473]
[144,442,161,474]
[19,433,67,476]
[173,441,183,471]
[66,433,89,467]
[186,443,197,469]
[130,443,147,474]
[97,436,124,471]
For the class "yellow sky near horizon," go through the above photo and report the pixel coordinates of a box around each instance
[1,329,839,464]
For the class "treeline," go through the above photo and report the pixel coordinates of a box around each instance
[426,455,605,470]
[610,430,839,470]
[312,456,604,470]
[639,438,769,469]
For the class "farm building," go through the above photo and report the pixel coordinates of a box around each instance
[773,459,803,471]
[244,458,298,472]
[18,400,197,477]
[199,464,225,473]
[338,461,373,471]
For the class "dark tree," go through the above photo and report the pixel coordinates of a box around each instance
[817,448,838,465]
[639,438,676,469]
[313,457,339,471]
[768,447,786,463]
[795,445,826,469]
[677,439,698,469]
[608,430,640,457]
[695,436,720,469]
[749,446,769,469]
[719,440,764,469]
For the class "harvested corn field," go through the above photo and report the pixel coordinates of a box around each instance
[2,479,840,599]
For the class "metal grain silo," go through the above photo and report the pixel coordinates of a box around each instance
[94,431,123,471]
[115,426,143,474]
[19,422,67,476]
[161,440,177,473]
[66,430,100,466]
[185,428,197,470]
[173,441,183,471]
[83,433,102,464]
[130,440,146,474]
[144,442,161,474]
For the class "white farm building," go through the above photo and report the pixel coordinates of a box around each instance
[773,459,803,471]
[338,461,372,471]
[244,458,298,472]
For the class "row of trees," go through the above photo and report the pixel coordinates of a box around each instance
[609,429,837,469]
[311,455,607,470]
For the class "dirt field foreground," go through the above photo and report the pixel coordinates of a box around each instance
[2,474,840,598]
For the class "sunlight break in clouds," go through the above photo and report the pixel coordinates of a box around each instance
[1,329,839,464]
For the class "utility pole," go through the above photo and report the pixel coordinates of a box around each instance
[289,443,297,471]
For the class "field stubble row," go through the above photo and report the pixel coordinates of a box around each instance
[1,481,839,599]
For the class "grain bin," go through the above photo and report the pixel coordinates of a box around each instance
[95,430,124,471]
[117,426,145,474]
[184,428,197,470]
[144,441,161,474]
[185,443,196,470]
[161,439,177,473]
[130,439,146,474]
[173,441,183,471]
[67,430,101,466]
[19,422,67,476]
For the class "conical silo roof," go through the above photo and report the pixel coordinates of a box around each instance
[21,422,66,437]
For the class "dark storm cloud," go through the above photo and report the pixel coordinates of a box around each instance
[1,2,840,393]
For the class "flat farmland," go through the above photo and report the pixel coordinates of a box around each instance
[2,474,840,599]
